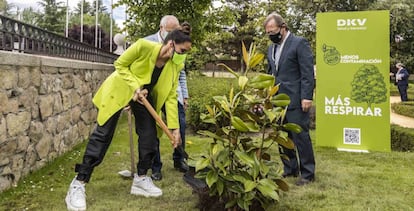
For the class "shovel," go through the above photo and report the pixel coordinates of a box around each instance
[118,108,136,178]
[118,97,188,178]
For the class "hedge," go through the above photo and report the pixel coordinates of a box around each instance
[391,124,414,152]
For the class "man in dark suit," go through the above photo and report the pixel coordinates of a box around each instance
[264,12,316,186]
[394,63,410,101]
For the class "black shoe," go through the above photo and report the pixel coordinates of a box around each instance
[174,160,189,173]
[295,178,314,186]
[151,172,162,181]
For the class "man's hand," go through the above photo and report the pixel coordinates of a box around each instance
[132,88,148,103]
[301,99,313,112]
[171,129,181,148]
[183,98,189,110]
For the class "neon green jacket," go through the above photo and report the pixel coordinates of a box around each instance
[92,39,183,132]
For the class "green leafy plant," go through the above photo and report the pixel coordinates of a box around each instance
[194,42,301,210]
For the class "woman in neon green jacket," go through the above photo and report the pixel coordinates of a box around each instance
[65,29,191,211]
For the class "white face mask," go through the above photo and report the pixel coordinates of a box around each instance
[161,31,169,40]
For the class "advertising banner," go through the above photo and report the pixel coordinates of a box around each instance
[316,10,390,152]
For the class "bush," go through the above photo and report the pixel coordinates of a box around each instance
[391,101,414,118]
[186,72,237,131]
[391,124,414,151]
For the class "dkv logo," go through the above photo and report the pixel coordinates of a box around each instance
[337,18,367,30]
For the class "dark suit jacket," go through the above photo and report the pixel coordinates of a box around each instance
[267,33,315,109]
[396,68,410,86]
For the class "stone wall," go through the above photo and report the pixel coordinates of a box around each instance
[0,51,114,192]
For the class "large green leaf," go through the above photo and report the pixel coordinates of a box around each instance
[258,178,278,189]
[271,93,291,107]
[231,116,249,132]
[239,75,249,90]
[245,121,260,132]
[257,181,279,200]
[206,170,218,187]
[248,74,275,89]
[232,175,247,183]
[264,109,276,122]
[216,178,224,195]
[270,132,295,149]
[260,161,270,176]
[283,123,302,134]
[268,84,280,97]
[217,63,239,78]
[244,180,257,192]
[242,41,249,68]
[213,96,230,112]
[195,157,210,172]
[234,151,255,166]
[197,130,225,141]
[249,53,265,68]
[200,113,216,124]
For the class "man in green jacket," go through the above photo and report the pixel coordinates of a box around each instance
[65,29,192,211]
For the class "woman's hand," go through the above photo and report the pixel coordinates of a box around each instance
[171,129,181,148]
[133,88,148,103]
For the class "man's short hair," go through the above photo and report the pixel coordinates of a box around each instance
[263,12,286,28]
[160,15,179,27]
[396,62,405,68]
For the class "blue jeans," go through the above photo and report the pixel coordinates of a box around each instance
[152,103,186,173]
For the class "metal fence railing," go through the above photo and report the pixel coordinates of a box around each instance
[0,14,117,64]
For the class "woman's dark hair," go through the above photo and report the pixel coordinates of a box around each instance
[163,29,192,45]
[180,21,191,36]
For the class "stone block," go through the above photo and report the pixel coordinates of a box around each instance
[0,66,17,89]
[38,95,54,119]
[17,136,30,153]
[6,112,31,136]
[17,66,31,89]
[4,98,18,114]
[62,73,74,89]
[35,133,52,160]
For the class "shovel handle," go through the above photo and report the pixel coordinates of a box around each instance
[139,96,176,146]
[127,109,135,176]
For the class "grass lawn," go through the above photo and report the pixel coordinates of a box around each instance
[1,113,414,210]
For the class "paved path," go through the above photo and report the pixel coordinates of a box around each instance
[390,96,414,128]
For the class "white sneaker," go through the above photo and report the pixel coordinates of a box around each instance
[65,177,86,211]
[131,174,162,197]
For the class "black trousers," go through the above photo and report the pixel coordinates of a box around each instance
[278,108,316,180]
[75,99,158,182]
[398,84,408,101]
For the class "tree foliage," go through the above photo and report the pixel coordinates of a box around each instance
[114,0,212,43]
[36,0,66,34]
[371,0,414,72]
[0,0,14,16]
[351,64,387,107]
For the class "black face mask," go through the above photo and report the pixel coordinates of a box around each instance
[269,31,282,44]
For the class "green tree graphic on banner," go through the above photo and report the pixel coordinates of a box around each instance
[351,64,387,107]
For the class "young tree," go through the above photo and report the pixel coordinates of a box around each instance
[371,0,414,72]
[0,0,14,17]
[36,0,66,34]
[114,0,212,44]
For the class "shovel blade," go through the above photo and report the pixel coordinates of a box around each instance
[118,170,133,178]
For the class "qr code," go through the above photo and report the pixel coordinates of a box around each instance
[343,128,361,145]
